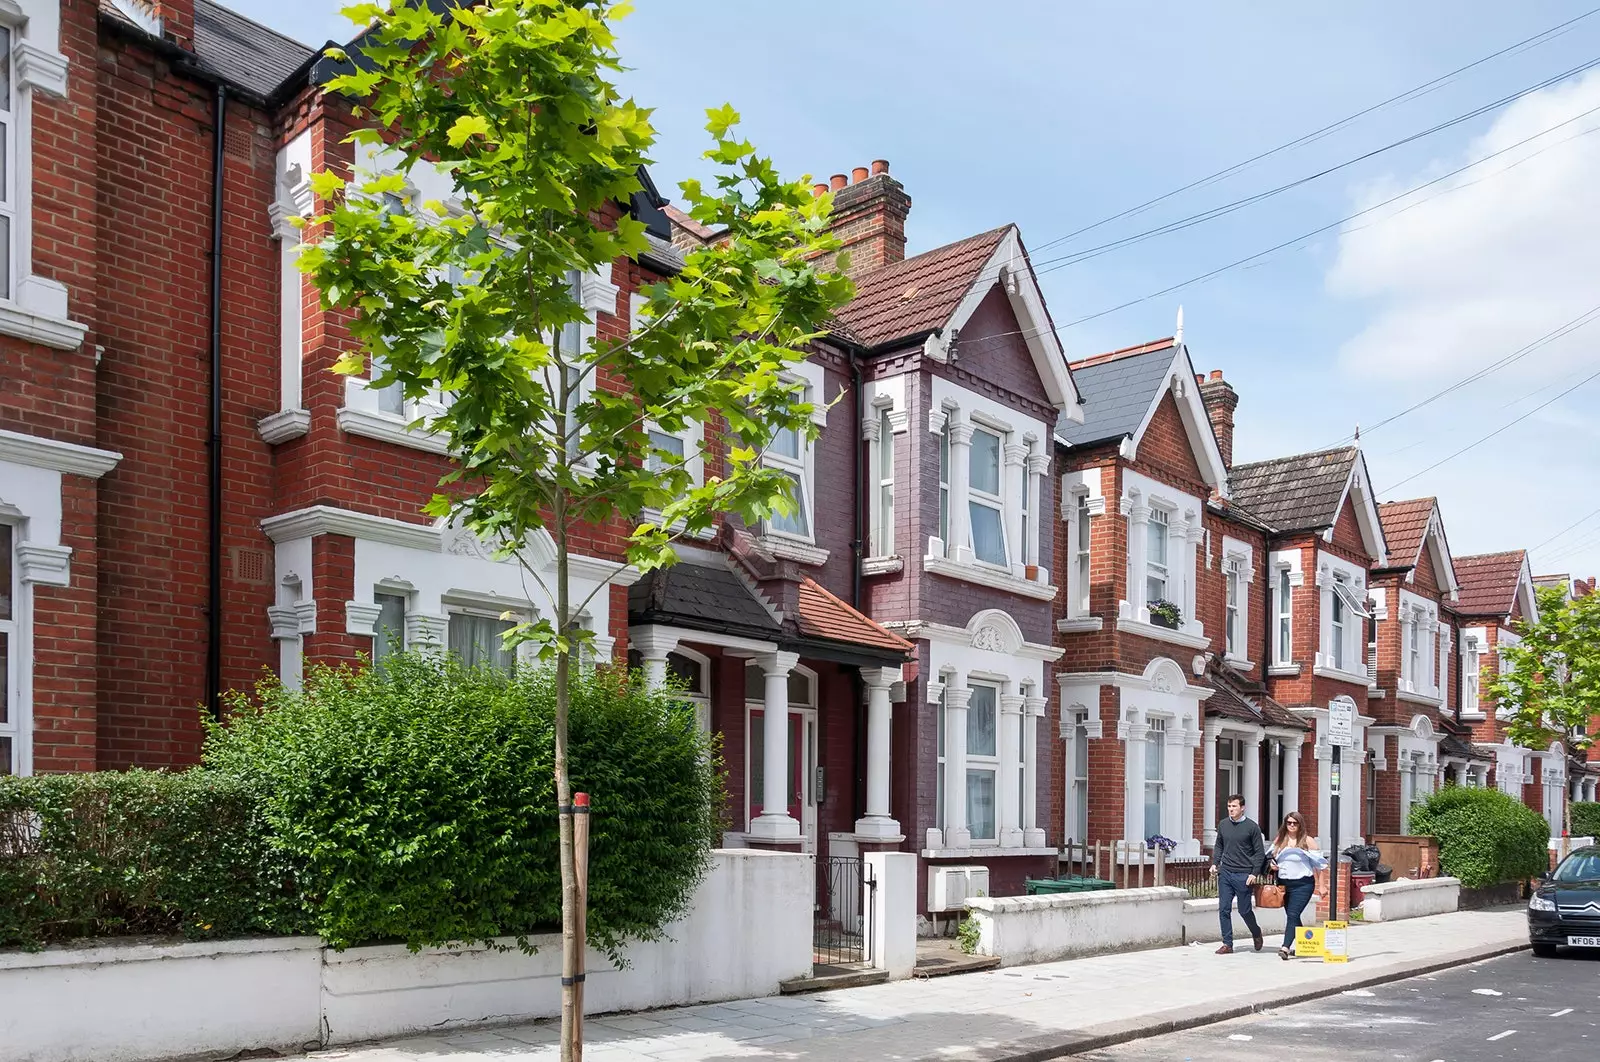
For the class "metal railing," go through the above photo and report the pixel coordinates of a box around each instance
[814,855,873,968]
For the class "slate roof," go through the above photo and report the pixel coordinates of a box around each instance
[833,226,1010,348]
[1439,733,1494,763]
[193,0,315,99]
[628,557,781,641]
[1377,498,1435,570]
[796,578,913,656]
[1454,551,1527,617]
[1203,662,1307,730]
[1056,339,1177,448]
[1228,446,1358,534]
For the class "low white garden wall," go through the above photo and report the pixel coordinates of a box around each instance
[1181,897,1289,944]
[0,849,813,1062]
[1360,877,1461,922]
[966,886,1186,967]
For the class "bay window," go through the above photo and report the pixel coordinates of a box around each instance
[966,683,999,842]
[937,420,950,545]
[447,610,518,673]
[1331,589,1346,671]
[874,407,894,555]
[1276,567,1293,664]
[765,415,812,539]
[1,523,14,775]
[1463,637,1481,713]
[968,427,1006,566]
[1074,493,1092,615]
[1144,719,1166,839]
[373,591,407,663]
[1145,508,1170,604]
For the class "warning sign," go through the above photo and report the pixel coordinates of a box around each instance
[1297,925,1325,959]
[1323,921,1349,964]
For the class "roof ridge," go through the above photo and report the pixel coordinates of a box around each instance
[198,0,317,55]
[1457,549,1526,561]
[1230,444,1358,471]
[851,223,1013,282]
[1071,337,1175,369]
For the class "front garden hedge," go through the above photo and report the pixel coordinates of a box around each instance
[1,654,724,954]
[1407,785,1549,889]
[1572,801,1600,839]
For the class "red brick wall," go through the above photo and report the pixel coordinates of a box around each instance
[1129,393,1208,495]
[30,478,102,773]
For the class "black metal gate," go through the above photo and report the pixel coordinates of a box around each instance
[814,854,875,968]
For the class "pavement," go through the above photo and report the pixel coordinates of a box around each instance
[305,907,1531,1062]
[1074,947,1600,1061]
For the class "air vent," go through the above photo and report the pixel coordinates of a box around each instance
[230,547,270,586]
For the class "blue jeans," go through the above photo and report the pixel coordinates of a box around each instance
[1282,876,1316,950]
[1218,871,1261,948]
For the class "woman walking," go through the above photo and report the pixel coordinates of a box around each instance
[1268,812,1327,960]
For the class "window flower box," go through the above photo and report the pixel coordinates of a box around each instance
[1148,599,1182,630]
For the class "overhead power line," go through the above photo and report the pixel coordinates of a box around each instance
[1532,504,1600,553]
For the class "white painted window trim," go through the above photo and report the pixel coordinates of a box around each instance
[0,3,80,350]
[1313,551,1369,683]
[1117,468,1204,639]
[630,292,710,538]
[1059,467,1105,632]
[757,360,827,557]
[262,129,314,444]
[0,519,19,775]
[1459,626,1486,719]
[964,680,1003,844]
[1222,536,1253,665]
[1269,548,1304,675]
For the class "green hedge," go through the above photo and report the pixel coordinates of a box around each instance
[0,770,303,949]
[1573,801,1600,839]
[1408,785,1550,889]
[204,653,724,955]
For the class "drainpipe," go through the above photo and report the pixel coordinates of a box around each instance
[849,348,866,609]
[205,84,227,720]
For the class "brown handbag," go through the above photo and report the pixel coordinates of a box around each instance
[1254,874,1285,909]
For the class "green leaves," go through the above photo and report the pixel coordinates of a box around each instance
[1409,785,1551,888]
[1491,584,1600,758]
[446,114,490,148]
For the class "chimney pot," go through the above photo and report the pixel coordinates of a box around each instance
[852,166,869,184]
[871,159,890,175]
[1209,369,1224,382]
[812,182,828,198]
[830,173,848,191]
[1195,374,1205,388]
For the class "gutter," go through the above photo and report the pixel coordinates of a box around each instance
[205,84,228,720]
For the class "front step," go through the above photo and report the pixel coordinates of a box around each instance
[779,965,890,994]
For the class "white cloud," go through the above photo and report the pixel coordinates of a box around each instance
[1329,68,1600,384]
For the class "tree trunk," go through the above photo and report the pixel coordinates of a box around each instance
[555,494,580,1062]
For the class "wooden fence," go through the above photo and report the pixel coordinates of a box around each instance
[1059,841,1216,897]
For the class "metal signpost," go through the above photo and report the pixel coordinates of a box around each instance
[1326,701,1355,928]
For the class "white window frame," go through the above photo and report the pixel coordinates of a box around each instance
[1462,633,1483,718]
[965,681,1001,843]
[0,4,83,351]
[1275,566,1293,665]
[1315,553,1371,682]
[0,24,16,305]
[1145,506,1171,605]
[0,520,16,775]
[445,604,527,673]
[371,586,409,664]
[666,647,712,736]
[1330,584,1347,672]
[937,418,951,547]
[1068,707,1089,842]
[872,404,895,557]
[1221,537,1254,664]
[1073,491,1092,616]
[763,384,815,543]
[1143,718,1167,839]
[967,423,1008,569]
[935,683,948,831]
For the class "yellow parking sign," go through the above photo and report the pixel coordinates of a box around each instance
[1297,925,1326,959]
[1323,921,1349,963]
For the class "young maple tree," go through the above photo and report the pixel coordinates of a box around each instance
[1491,583,1600,839]
[297,1,853,1055]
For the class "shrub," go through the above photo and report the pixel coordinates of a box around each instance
[0,769,302,949]
[204,652,724,956]
[1408,786,1550,889]
[1572,801,1600,839]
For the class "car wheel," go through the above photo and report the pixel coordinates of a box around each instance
[1531,941,1560,958]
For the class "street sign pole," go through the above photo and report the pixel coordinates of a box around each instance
[1329,744,1341,923]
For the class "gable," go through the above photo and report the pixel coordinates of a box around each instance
[1412,537,1441,595]
[1132,392,1207,489]
[1330,494,1367,557]
[953,284,1052,408]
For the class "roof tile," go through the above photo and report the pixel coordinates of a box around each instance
[796,578,913,655]
[1228,447,1358,533]
[1057,342,1177,448]
[833,226,1010,348]
[1454,551,1527,617]
[1377,498,1435,570]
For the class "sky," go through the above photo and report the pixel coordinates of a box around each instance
[233,0,1600,585]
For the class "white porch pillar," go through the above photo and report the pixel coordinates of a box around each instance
[1025,450,1049,569]
[944,681,971,848]
[1124,718,1148,844]
[1282,735,1302,822]
[999,693,1025,847]
[856,667,904,840]
[749,650,801,842]
[947,419,974,564]
[1004,443,1028,577]
[1023,692,1047,847]
[1202,722,1220,847]
[1243,735,1263,824]
[1125,496,1151,620]
[1267,738,1282,830]
[632,626,681,691]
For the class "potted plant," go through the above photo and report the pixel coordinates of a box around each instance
[1145,834,1177,853]
[1148,599,1182,630]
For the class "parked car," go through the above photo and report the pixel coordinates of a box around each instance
[1528,844,1600,958]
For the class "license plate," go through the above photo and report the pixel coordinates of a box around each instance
[1566,935,1600,948]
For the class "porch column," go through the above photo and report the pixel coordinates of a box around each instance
[1023,691,1047,847]
[855,667,903,840]
[749,650,801,842]
[1267,738,1282,830]
[1282,735,1302,823]
[1202,721,1220,847]
[1243,734,1263,824]
[999,693,1025,847]
[944,680,971,848]
[632,626,681,691]
[947,417,974,563]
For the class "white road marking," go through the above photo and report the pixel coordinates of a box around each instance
[1228,1034,1254,1041]
[1487,1030,1517,1042]
[1343,989,1375,997]
[1551,1008,1574,1017]
[1472,988,1503,996]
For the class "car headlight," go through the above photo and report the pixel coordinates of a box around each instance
[1528,894,1557,912]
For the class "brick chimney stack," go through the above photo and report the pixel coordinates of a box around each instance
[1199,369,1239,470]
[818,159,910,277]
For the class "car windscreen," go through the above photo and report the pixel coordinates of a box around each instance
[1554,852,1600,882]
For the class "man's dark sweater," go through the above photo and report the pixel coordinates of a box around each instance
[1211,815,1267,876]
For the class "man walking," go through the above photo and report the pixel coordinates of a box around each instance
[1209,794,1266,954]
